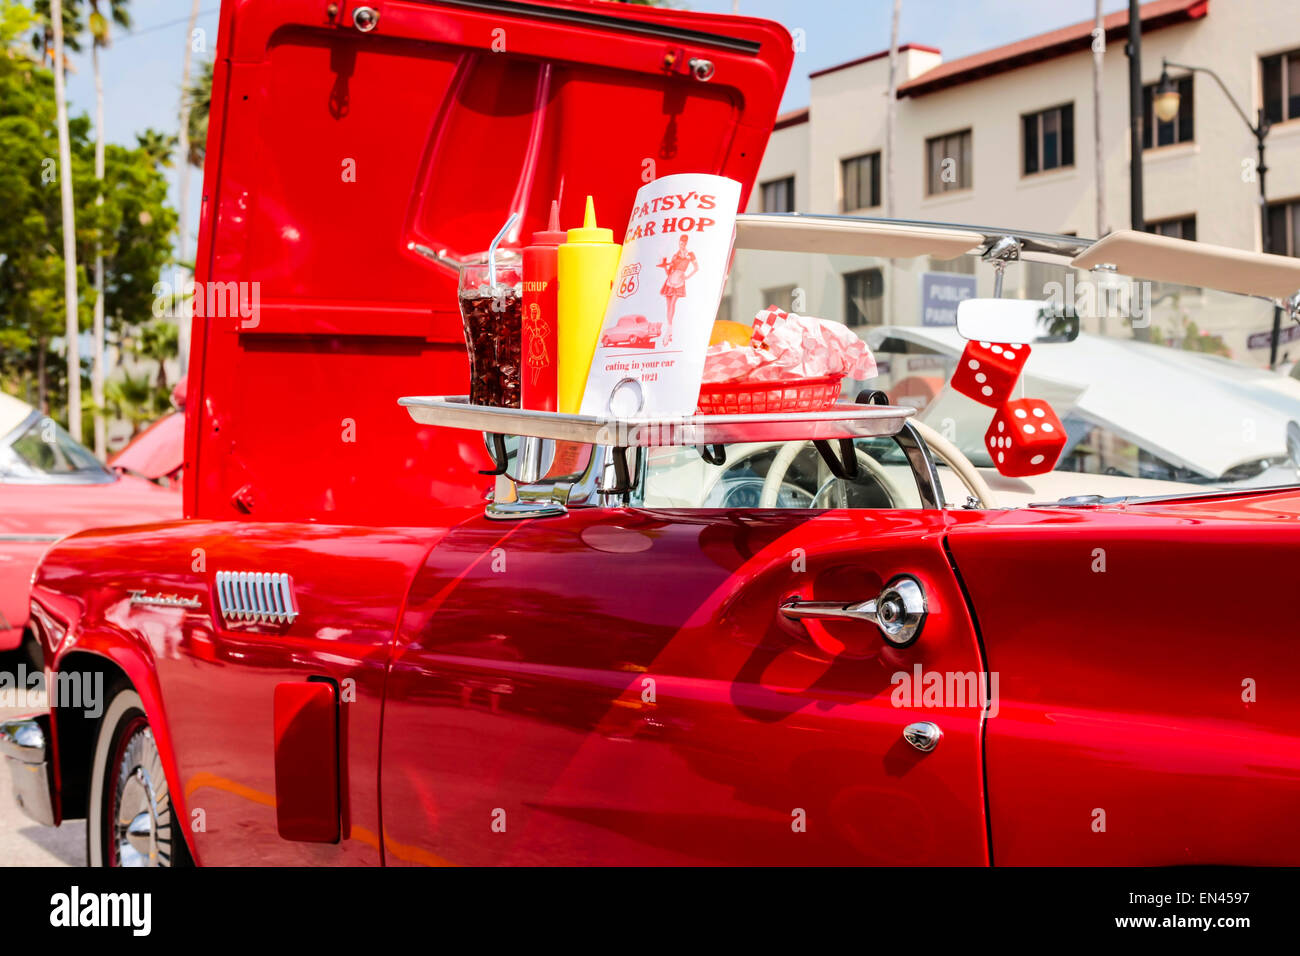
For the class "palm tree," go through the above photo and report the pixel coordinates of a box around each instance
[175,0,203,378]
[88,0,132,459]
[135,318,177,396]
[135,129,177,168]
[105,371,161,437]
[42,0,81,440]
[184,57,212,168]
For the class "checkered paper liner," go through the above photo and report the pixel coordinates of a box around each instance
[748,304,785,350]
[702,306,878,384]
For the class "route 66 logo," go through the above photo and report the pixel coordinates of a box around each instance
[615,262,641,299]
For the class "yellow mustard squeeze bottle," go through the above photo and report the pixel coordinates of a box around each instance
[557,195,620,414]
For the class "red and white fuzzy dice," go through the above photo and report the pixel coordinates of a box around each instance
[951,340,1031,408]
[985,398,1067,476]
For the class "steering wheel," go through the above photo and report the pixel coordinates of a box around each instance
[910,419,995,508]
[759,440,909,508]
[758,421,996,509]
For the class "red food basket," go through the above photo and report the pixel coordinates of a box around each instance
[695,374,845,415]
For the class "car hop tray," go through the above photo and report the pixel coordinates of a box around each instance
[398,395,915,448]
[399,393,928,519]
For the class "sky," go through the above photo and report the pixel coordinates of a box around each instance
[58,0,1127,257]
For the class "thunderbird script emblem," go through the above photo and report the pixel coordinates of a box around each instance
[128,589,202,610]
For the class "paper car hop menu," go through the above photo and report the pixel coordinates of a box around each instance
[579,173,742,417]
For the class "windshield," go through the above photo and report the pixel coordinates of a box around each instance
[641,240,1300,509]
[0,413,113,483]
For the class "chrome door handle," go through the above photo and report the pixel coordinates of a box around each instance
[780,576,927,647]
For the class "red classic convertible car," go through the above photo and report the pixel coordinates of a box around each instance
[3,0,1300,868]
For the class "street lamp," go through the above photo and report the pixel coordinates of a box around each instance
[1154,58,1285,365]
[1153,71,1181,124]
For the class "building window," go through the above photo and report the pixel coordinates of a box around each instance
[715,294,732,323]
[1019,260,1069,300]
[844,269,884,327]
[760,176,795,213]
[1143,76,1194,148]
[926,129,972,195]
[1262,49,1300,124]
[1266,200,1300,257]
[928,255,975,276]
[1147,215,1197,242]
[761,284,798,311]
[1022,104,1074,174]
[1145,217,1200,293]
[841,152,881,211]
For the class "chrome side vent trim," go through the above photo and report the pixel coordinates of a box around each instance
[215,571,298,625]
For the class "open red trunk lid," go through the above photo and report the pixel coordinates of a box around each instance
[189,0,793,523]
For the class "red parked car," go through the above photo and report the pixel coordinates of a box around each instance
[4,0,1300,868]
[0,393,179,661]
[107,378,188,489]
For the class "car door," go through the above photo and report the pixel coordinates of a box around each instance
[381,504,990,865]
[947,494,1300,865]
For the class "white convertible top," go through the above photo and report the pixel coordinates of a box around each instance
[735,215,1300,302]
[1073,230,1300,301]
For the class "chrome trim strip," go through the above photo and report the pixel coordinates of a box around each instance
[421,0,764,54]
[400,396,914,446]
[0,534,62,543]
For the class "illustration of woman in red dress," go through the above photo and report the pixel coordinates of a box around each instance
[656,234,698,346]
[525,303,550,385]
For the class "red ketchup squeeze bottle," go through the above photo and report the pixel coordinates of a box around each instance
[521,200,564,411]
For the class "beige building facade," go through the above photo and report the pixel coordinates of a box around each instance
[732,0,1300,369]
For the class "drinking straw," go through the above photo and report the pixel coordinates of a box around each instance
[487,211,519,289]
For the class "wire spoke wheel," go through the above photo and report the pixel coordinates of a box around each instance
[89,686,185,867]
[107,719,172,866]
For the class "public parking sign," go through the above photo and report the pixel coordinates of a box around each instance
[921,271,976,327]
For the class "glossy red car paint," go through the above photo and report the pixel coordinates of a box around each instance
[0,474,178,650]
[945,491,1300,865]
[185,0,793,527]
[382,507,988,865]
[34,519,450,863]
[274,681,341,842]
[29,489,1300,865]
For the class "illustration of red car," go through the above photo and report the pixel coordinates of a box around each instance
[600,314,662,348]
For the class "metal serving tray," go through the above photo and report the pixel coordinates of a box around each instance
[398,395,915,446]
